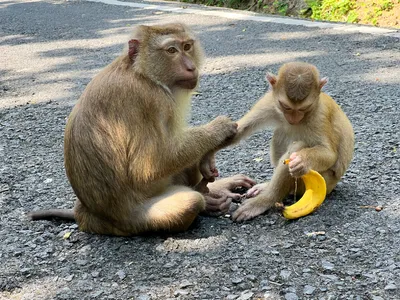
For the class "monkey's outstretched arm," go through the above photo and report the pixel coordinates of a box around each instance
[232,94,277,144]
[142,117,237,181]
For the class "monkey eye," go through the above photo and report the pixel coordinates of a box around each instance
[167,46,178,54]
[299,105,311,112]
[183,43,192,51]
[279,101,291,111]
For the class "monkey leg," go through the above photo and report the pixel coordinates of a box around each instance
[321,169,339,194]
[75,187,205,236]
[232,150,302,222]
[173,164,202,188]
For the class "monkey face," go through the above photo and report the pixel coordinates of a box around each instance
[278,98,313,125]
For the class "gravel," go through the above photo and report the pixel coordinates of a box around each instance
[1,0,400,299]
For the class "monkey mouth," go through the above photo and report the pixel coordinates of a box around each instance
[176,78,198,90]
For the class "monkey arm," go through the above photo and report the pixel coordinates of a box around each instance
[232,94,277,144]
[296,144,338,173]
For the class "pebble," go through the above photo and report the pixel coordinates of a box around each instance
[91,271,100,278]
[76,259,88,266]
[237,291,253,300]
[174,289,189,296]
[321,260,335,271]
[384,283,397,290]
[116,270,126,280]
[231,277,243,284]
[136,295,150,300]
[90,290,103,298]
[280,270,292,280]
[284,292,299,300]
[303,285,316,295]
[179,279,193,288]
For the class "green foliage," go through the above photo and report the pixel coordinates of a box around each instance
[306,0,358,23]
[379,0,394,11]
[273,0,288,15]
[179,0,398,28]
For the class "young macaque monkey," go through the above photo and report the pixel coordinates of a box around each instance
[28,23,255,235]
[230,62,354,222]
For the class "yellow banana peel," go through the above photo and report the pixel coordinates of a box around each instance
[282,160,327,219]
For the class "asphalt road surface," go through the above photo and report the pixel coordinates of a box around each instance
[1,0,399,299]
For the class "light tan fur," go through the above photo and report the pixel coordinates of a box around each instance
[28,23,256,235]
[230,62,354,222]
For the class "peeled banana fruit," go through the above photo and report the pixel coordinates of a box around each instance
[282,160,327,219]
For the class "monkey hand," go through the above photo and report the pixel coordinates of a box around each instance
[232,196,273,222]
[208,174,256,202]
[245,182,268,198]
[199,152,218,182]
[202,175,256,217]
[207,116,238,147]
[288,152,310,178]
[202,192,232,217]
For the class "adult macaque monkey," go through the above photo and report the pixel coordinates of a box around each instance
[230,62,354,222]
[28,23,255,235]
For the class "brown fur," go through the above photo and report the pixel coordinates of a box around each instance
[230,62,354,222]
[28,23,238,235]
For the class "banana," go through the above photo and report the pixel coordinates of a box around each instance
[282,160,327,219]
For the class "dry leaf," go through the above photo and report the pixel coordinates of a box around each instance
[63,232,72,239]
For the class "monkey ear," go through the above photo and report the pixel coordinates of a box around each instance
[320,77,328,89]
[266,73,277,86]
[128,39,140,61]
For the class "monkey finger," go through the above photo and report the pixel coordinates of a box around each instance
[204,194,228,209]
[245,184,264,198]
[246,189,260,198]
[289,152,298,160]
[200,169,215,181]
[212,168,219,178]
[219,197,232,213]
[225,192,242,201]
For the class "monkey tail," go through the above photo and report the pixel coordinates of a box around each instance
[27,209,75,221]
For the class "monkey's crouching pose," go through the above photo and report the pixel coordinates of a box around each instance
[230,62,354,222]
[29,23,255,235]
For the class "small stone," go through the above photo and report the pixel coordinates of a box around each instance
[179,279,193,288]
[174,289,189,296]
[371,296,384,300]
[304,285,316,295]
[302,268,311,273]
[384,283,397,290]
[321,260,335,271]
[56,287,73,300]
[232,277,244,284]
[116,270,126,280]
[20,268,32,275]
[246,275,256,282]
[284,292,299,300]
[90,290,103,298]
[226,295,238,300]
[91,271,100,278]
[163,262,175,268]
[319,274,338,281]
[65,275,74,282]
[76,259,88,266]
[280,270,292,281]
[237,291,253,300]
[136,295,151,300]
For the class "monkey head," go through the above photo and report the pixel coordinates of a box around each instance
[266,62,328,125]
[126,23,204,92]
